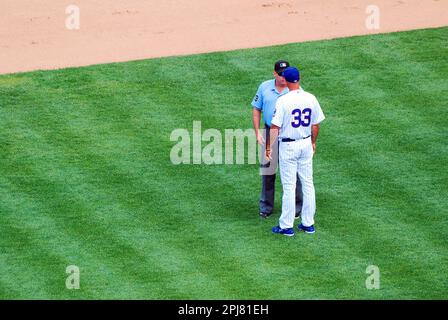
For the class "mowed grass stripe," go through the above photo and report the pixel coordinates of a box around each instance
[1,97,270,298]
[0,103,198,298]
[0,125,232,298]
[1,168,176,299]
[310,32,448,295]
[1,27,447,299]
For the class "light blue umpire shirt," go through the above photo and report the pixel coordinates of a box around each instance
[251,79,289,127]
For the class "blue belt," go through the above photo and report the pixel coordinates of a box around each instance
[281,135,311,142]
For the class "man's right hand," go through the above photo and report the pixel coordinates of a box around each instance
[265,148,272,161]
[256,131,265,145]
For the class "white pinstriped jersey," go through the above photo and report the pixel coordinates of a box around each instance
[271,88,325,140]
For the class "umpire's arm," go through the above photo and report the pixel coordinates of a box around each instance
[252,108,264,145]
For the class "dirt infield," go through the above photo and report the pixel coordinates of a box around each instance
[0,0,447,74]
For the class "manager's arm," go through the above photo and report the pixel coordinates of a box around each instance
[311,124,320,154]
[266,124,280,160]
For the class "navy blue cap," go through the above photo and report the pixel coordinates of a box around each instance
[282,67,300,83]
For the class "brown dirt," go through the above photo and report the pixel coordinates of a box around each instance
[0,0,447,74]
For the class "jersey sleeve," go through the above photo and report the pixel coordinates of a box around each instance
[311,96,325,125]
[271,99,284,128]
[251,84,264,110]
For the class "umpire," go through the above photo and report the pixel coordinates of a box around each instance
[251,60,303,218]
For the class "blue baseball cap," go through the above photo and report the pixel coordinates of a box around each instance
[281,67,300,83]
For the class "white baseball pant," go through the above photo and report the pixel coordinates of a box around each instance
[278,138,316,229]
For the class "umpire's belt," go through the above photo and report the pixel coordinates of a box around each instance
[281,135,311,142]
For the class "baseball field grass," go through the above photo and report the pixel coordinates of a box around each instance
[0,27,447,299]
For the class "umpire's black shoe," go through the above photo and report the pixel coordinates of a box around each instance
[259,212,272,219]
[295,212,301,220]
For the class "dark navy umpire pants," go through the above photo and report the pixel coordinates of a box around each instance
[260,125,303,215]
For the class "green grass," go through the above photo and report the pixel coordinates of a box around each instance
[1,27,447,299]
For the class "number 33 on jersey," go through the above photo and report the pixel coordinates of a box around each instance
[271,89,325,139]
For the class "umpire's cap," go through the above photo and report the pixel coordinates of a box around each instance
[274,60,290,74]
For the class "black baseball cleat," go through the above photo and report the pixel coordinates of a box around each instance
[295,212,301,220]
[259,212,272,219]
